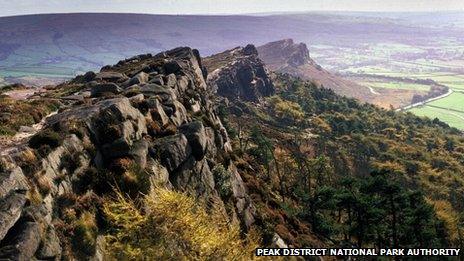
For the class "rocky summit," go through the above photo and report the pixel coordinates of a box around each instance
[257,38,312,68]
[204,44,275,102]
[256,39,378,104]
[0,47,258,260]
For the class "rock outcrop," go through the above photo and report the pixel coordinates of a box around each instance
[257,38,311,68]
[204,44,274,102]
[257,39,377,103]
[0,47,256,259]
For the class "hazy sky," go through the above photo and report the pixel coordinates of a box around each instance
[1,0,464,17]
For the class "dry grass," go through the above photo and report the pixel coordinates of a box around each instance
[73,211,98,256]
[26,186,43,205]
[0,96,60,136]
[104,187,262,260]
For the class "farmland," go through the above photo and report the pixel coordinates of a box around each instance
[409,105,464,130]
[310,34,464,129]
[0,12,463,128]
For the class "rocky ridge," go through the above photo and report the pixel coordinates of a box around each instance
[257,39,378,103]
[203,44,275,102]
[257,38,313,68]
[0,47,262,259]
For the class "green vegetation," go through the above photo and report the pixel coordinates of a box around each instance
[0,96,60,136]
[226,74,464,248]
[29,129,63,155]
[410,105,464,130]
[52,191,102,259]
[428,92,464,112]
[104,188,260,260]
[73,211,98,256]
[267,95,305,124]
[361,80,431,91]
[212,165,233,199]
[314,39,464,128]
[408,88,464,129]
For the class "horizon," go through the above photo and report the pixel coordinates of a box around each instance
[1,0,464,18]
[1,9,464,19]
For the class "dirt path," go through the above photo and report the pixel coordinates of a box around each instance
[0,110,58,156]
[2,87,46,100]
[366,85,380,95]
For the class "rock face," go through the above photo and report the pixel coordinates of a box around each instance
[0,46,256,259]
[257,38,311,68]
[204,44,275,102]
[257,39,377,103]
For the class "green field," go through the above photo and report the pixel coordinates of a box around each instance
[330,42,464,129]
[360,81,431,91]
[427,92,464,111]
[409,105,464,130]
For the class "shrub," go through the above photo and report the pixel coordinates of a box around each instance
[146,118,161,136]
[100,124,121,144]
[72,211,98,257]
[0,126,14,136]
[212,165,233,199]
[0,159,6,173]
[120,163,151,197]
[161,123,177,136]
[16,149,40,175]
[267,96,304,123]
[77,167,101,193]
[26,186,42,205]
[29,129,62,152]
[108,159,150,197]
[36,174,52,195]
[60,152,81,174]
[104,188,260,260]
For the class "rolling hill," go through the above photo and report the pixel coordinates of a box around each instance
[0,12,457,84]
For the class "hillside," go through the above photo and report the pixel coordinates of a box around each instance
[256,39,443,108]
[0,44,463,259]
[257,39,377,104]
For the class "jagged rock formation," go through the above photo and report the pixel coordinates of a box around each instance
[257,39,376,102]
[203,44,275,102]
[257,39,312,68]
[0,47,257,259]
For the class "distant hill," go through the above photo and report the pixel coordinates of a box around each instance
[0,12,453,84]
[257,39,376,103]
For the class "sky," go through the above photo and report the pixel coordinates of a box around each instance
[1,0,464,17]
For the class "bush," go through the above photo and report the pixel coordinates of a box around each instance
[29,129,62,152]
[16,149,40,175]
[267,96,304,123]
[0,126,14,136]
[0,159,6,173]
[36,174,52,195]
[212,165,233,199]
[108,159,151,198]
[104,188,260,260]
[60,152,81,174]
[72,211,98,257]
[120,163,151,197]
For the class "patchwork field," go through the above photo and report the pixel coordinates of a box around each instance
[314,37,464,129]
